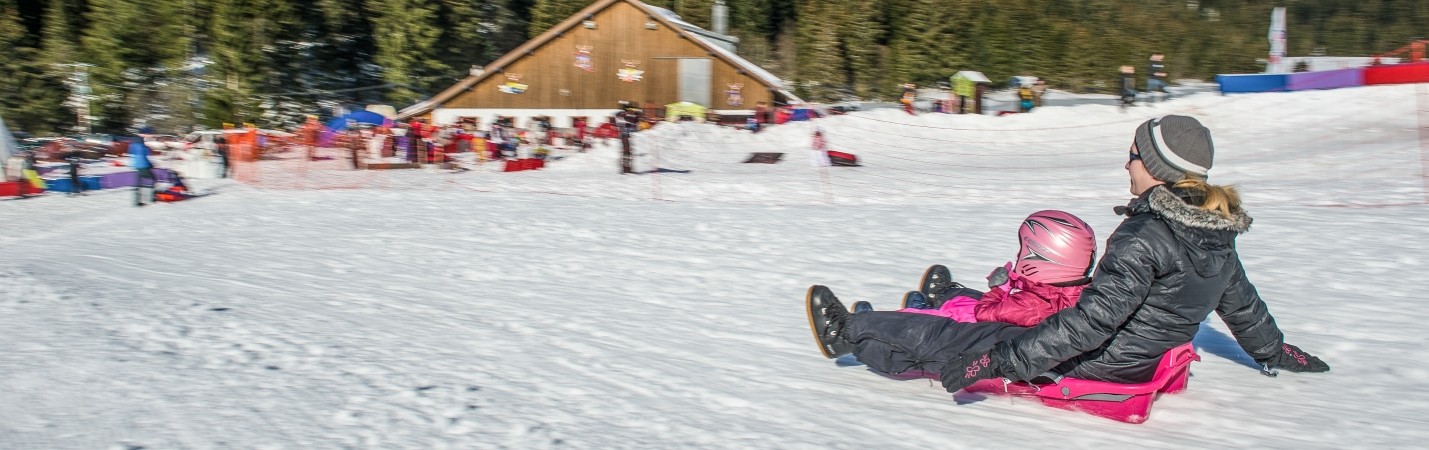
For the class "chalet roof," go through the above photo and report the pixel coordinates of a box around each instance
[397,0,797,120]
[645,5,738,51]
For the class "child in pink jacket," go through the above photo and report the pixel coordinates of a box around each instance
[887,210,1097,326]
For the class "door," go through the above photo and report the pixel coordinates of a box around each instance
[678,58,713,107]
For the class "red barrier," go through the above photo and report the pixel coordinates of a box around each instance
[502,158,545,172]
[1364,62,1429,85]
[0,180,44,197]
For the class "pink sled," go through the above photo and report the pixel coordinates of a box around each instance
[962,343,1200,424]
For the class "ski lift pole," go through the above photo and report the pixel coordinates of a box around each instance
[651,136,662,201]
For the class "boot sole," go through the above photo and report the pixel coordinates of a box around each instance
[805,285,850,359]
[806,285,836,358]
[919,264,948,296]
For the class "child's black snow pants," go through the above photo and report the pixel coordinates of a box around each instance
[843,312,1028,376]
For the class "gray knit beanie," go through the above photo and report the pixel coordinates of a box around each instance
[1133,115,1215,182]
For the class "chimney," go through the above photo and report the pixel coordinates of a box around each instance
[712,0,728,36]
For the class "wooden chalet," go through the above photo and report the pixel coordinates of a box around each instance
[396,0,799,128]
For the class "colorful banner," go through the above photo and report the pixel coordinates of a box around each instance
[1215,73,1288,93]
[1269,7,1287,70]
[1286,68,1364,91]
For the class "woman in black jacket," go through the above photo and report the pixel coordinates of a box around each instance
[808,115,1329,393]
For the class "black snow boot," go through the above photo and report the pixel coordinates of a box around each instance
[851,301,874,314]
[806,285,854,359]
[919,265,969,308]
[901,291,932,310]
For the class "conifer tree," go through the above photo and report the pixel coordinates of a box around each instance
[671,0,715,30]
[202,0,297,128]
[80,0,189,132]
[726,0,775,70]
[40,0,77,68]
[792,0,840,101]
[833,0,884,99]
[434,0,490,86]
[368,0,449,105]
[529,0,589,38]
[0,0,72,134]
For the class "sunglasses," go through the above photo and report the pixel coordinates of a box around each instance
[1129,151,1142,162]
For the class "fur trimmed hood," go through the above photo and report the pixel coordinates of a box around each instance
[1145,185,1253,233]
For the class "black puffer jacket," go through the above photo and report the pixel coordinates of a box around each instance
[991,184,1286,383]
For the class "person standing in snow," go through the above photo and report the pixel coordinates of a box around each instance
[130,137,156,206]
[808,115,1330,395]
[214,136,230,178]
[1119,65,1138,109]
[810,129,831,167]
[1031,80,1048,108]
[615,101,642,174]
[65,149,84,196]
[1148,52,1169,100]
[900,83,918,115]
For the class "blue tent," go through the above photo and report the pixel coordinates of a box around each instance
[326,111,389,131]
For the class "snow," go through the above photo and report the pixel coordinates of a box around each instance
[3,84,1428,448]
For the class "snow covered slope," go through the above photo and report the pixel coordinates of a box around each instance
[2,84,1426,448]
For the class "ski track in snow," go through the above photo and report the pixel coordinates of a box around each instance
[3,85,1429,448]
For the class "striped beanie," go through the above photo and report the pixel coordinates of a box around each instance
[1133,115,1215,182]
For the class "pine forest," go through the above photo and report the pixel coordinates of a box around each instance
[1,0,1425,134]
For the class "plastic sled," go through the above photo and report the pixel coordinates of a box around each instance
[963,343,1199,424]
[827,150,859,166]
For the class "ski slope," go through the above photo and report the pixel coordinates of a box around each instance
[2,85,1427,449]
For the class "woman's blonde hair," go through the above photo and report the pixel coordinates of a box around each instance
[1173,178,1241,218]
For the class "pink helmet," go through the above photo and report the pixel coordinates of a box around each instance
[1015,210,1097,284]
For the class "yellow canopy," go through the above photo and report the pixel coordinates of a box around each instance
[664,101,708,122]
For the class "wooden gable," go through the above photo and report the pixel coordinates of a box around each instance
[400,0,785,119]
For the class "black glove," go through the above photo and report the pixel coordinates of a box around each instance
[940,351,1001,393]
[1258,343,1330,376]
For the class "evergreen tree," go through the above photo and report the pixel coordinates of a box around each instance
[306,0,381,109]
[435,0,490,82]
[672,0,715,30]
[528,0,588,38]
[40,0,76,67]
[727,0,775,71]
[792,0,840,101]
[833,0,883,99]
[81,0,190,132]
[202,0,298,128]
[0,0,72,134]
[368,0,449,105]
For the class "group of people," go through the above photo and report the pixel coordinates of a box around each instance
[1121,52,1172,108]
[806,115,1329,403]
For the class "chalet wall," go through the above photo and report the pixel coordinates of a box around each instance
[441,1,774,111]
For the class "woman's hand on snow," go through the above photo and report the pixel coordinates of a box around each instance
[1259,343,1329,374]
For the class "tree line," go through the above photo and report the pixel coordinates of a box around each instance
[1,0,1424,135]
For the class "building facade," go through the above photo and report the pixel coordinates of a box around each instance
[398,0,797,129]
